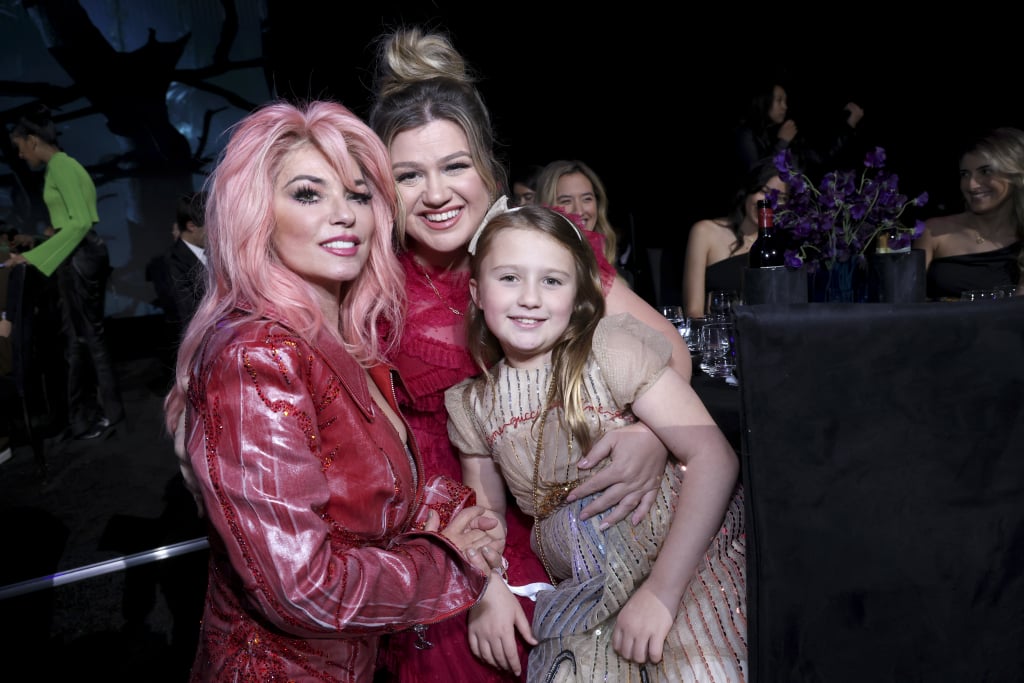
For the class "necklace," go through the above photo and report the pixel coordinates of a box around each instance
[972,228,986,245]
[531,379,580,586]
[532,380,557,585]
[413,259,463,316]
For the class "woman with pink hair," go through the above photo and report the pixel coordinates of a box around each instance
[164,100,505,682]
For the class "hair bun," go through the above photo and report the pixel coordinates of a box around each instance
[375,26,475,99]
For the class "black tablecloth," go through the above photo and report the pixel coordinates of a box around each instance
[690,361,741,453]
[733,300,1024,682]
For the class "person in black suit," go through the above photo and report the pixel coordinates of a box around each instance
[163,191,208,333]
[147,191,207,389]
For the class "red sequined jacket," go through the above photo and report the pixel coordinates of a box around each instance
[185,310,488,682]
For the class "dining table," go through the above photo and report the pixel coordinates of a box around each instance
[690,356,741,453]
[729,299,1024,682]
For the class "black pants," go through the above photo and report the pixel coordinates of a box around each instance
[56,231,124,435]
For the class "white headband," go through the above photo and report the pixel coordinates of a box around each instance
[467,195,583,256]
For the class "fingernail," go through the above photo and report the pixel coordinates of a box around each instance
[467,548,477,557]
[578,459,589,468]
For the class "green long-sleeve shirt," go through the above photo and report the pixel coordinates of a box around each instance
[23,151,99,277]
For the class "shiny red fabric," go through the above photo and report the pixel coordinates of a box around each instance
[378,247,615,682]
[186,312,487,682]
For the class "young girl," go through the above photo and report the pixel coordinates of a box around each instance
[445,205,748,681]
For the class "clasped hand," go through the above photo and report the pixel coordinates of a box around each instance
[428,505,507,576]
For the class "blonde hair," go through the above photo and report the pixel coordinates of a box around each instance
[368,26,506,250]
[535,159,618,265]
[962,127,1024,237]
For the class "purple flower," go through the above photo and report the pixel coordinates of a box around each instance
[865,147,886,168]
[771,146,929,269]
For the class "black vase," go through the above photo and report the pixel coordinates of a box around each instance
[808,260,870,303]
[742,267,807,305]
[868,249,926,303]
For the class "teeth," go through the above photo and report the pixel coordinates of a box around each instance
[426,209,459,222]
[322,240,355,249]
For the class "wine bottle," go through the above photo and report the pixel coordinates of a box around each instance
[749,199,785,269]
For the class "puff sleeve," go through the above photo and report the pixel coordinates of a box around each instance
[444,376,491,457]
[592,313,672,407]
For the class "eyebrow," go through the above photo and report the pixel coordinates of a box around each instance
[283,174,367,190]
[392,150,471,171]
[284,174,325,186]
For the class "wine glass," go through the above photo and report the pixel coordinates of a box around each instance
[659,305,695,349]
[706,290,739,321]
[699,320,736,379]
[659,305,684,326]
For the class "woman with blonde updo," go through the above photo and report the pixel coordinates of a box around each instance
[368,25,693,682]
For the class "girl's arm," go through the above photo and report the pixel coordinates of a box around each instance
[461,451,508,519]
[612,368,739,664]
[460,450,537,675]
[566,278,693,527]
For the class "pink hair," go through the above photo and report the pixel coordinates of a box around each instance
[164,100,404,433]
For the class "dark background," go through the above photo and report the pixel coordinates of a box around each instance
[1,5,1022,679]
[262,4,1024,300]
[2,1,1022,311]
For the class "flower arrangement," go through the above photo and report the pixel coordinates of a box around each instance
[769,147,929,271]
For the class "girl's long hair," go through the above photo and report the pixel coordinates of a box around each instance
[163,100,403,433]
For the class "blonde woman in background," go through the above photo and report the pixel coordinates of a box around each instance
[913,127,1024,300]
[535,159,620,267]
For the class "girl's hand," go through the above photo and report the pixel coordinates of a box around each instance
[568,422,668,527]
[468,579,537,675]
[613,583,674,665]
[438,506,506,574]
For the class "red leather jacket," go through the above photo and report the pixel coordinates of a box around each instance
[185,311,488,682]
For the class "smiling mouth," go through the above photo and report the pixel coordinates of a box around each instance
[425,208,460,223]
[322,239,356,249]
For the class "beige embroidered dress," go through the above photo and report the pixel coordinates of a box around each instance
[446,314,747,682]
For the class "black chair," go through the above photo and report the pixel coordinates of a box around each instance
[735,300,1024,682]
